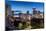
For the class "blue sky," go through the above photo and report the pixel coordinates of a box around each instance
[6,1,44,14]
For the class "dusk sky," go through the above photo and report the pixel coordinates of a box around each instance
[6,1,44,14]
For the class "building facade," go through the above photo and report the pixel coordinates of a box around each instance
[7,5,12,16]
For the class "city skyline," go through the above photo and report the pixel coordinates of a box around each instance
[6,1,44,14]
[5,1,44,30]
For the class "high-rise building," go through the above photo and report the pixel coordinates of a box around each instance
[32,8,37,15]
[27,11,29,14]
[37,11,41,14]
[7,5,12,16]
